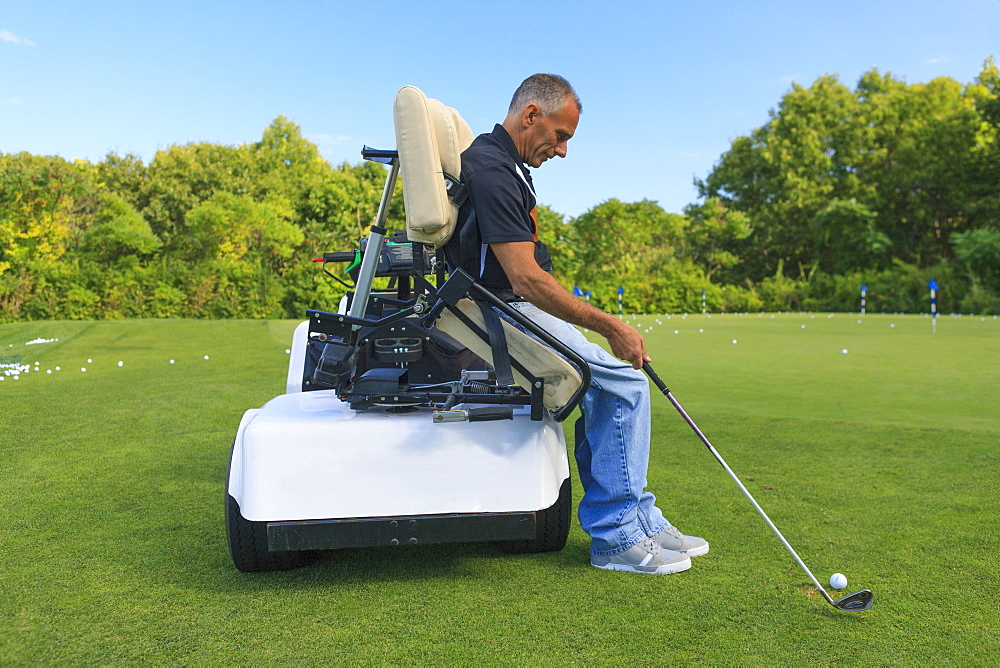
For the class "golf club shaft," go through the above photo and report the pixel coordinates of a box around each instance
[642,363,836,606]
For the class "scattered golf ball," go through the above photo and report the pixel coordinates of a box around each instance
[117,361,124,367]
[169,359,175,364]
[203,355,210,360]
[890,323,895,328]
[285,348,291,354]
[801,324,806,329]
[841,348,848,354]
[87,358,93,363]
[81,367,87,372]
[46,369,52,374]
[674,330,679,334]
[732,339,738,344]
[830,573,848,590]
[55,366,60,371]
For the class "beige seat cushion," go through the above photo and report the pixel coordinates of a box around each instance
[393,85,474,248]
[436,299,584,412]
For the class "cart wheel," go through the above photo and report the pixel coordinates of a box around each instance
[225,443,310,572]
[499,477,571,554]
[225,494,310,572]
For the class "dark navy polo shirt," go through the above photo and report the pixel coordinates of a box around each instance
[445,124,552,295]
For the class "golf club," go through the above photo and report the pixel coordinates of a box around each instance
[642,362,874,612]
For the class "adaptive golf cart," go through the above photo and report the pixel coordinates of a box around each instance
[225,86,590,572]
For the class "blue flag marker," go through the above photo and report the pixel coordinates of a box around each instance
[617,286,624,317]
[929,278,938,334]
[573,285,583,297]
[861,284,867,316]
[702,289,707,315]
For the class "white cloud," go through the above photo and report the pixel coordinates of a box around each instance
[925,56,952,65]
[0,29,37,46]
[2,96,25,105]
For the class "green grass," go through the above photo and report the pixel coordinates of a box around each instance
[2,313,998,664]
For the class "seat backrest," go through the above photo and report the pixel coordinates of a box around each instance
[393,85,474,248]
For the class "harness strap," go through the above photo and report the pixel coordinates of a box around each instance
[474,299,515,387]
[443,171,468,207]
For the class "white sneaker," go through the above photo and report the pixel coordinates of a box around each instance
[591,537,692,574]
[653,524,710,557]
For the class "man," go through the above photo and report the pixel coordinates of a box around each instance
[446,74,709,574]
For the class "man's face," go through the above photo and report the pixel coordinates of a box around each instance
[522,96,580,168]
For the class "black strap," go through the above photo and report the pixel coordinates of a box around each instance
[475,300,515,387]
[443,172,468,207]
[457,210,481,279]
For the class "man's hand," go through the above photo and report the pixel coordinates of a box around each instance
[604,318,651,369]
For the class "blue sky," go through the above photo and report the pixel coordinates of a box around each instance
[1,1,997,217]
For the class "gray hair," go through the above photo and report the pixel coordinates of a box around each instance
[508,74,582,116]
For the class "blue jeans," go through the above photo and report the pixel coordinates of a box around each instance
[505,302,670,555]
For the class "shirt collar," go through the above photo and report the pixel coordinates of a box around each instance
[491,124,529,175]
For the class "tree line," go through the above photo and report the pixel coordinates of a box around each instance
[2,59,998,321]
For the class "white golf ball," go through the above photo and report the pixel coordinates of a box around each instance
[117,361,124,367]
[87,358,93,363]
[81,367,87,372]
[203,355,209,360]
[830,573,848,590]
[169,359,175,364]
[841,348,848,354]
[732,339,738,344]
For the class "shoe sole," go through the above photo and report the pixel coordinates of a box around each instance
[591,556,692,575]
[683,543,710,558]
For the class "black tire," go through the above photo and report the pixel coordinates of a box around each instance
[225,494,310,572]
[499,476,571,554]
[225,444,310,572]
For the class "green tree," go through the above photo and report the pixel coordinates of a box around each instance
[0,153,95,273]
[568,199,685,310]
[142,141,254,248]
[697,67,993,281]
[78,193,162,263]
[679,197,752,281]
[184,192,302,268]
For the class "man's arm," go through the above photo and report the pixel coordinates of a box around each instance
[490,240,651,369]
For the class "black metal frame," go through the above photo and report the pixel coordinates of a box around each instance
[305,267,591,422]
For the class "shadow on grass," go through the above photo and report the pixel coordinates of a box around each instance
[193,534,593,595]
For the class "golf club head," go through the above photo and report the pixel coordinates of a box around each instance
[833,589,874,611]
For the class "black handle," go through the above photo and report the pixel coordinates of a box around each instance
[467,406,514,422]
[642,362,669,395]
[322,252,357,263]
